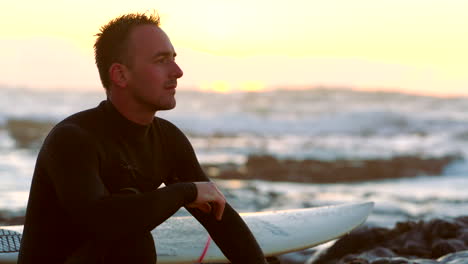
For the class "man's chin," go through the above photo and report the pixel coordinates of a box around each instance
[155,101,176,112]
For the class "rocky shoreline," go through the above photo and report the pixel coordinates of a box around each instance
[203,154,461,183]
[4,118,463,184]
[0,210,24,226]
[286,215,468,264]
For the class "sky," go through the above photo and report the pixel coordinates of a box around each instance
[1,0,467,96]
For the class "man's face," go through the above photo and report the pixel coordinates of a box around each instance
[124,25,183,111]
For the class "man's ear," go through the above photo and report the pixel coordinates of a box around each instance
[109,63,129,88]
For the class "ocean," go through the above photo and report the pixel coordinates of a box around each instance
[1,86,468,229]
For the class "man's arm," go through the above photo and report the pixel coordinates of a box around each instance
[188,202,267,264]
[43,124,198,241]
[163,122,267,264]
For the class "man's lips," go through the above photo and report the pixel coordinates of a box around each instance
[165,81,177,89]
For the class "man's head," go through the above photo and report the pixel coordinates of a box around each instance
[94,12,183,111]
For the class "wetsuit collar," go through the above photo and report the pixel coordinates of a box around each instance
[100,100,153,139]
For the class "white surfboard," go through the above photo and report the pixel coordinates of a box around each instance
[0,202,373,263]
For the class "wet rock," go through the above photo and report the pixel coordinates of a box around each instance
[0,210,25,226]
[342,256,369,264]
[431,239,467,259]
[368,257,408,264]
[458,229,468,245]
[311,217,468,264]
[370,258,438,264]
[389,222,431,258]
[365,247,399,259]
[278,248,316,264]
[207,154,461,183]
[6,118,55,148]
[266,256,281,264]
[340,247,401,264]
[438,250,468,263]
[456,217,468,226]
[426,219,460,240]
[311,226,391,264]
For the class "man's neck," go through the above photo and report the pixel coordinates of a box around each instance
[108,95,156,125]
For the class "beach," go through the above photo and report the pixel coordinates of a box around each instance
[1,87,468,263]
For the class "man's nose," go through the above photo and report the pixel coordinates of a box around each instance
[171,62,183,79]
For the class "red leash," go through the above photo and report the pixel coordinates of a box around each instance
[197,235,212,263]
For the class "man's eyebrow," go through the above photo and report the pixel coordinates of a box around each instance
[152,51,177,59]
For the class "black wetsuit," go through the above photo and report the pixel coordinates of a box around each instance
[18,100,266,264]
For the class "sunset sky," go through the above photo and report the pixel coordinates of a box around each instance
[1,0,467,96]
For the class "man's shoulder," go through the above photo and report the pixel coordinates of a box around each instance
[64,103,103,124]
[48,102,105,139]
[154,116,176,129]
[154,117,185,134]
[154,117,188,140]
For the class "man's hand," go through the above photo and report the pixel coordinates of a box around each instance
[186,182,226,221]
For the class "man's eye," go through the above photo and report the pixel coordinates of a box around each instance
[156,57,174,64]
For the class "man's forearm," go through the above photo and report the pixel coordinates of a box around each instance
[187,203,267,264]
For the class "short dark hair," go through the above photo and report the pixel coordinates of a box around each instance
[94,12,161,90]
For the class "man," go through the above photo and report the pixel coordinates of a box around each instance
[18,12,268,264]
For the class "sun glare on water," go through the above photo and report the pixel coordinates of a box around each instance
[240,81,266,92]
[200,81,231,93]
[198,80,266,93]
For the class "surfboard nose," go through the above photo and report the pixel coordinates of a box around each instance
[356,201,375,217]
[352,201,375,225]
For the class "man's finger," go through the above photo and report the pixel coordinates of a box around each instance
[213,198,226,221]
[199,203,212,213]
[186,202,211,213]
